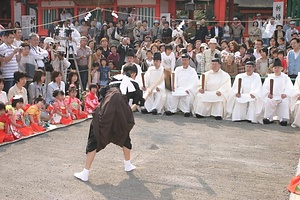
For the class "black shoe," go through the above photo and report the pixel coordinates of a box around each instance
[184,113,191,117]
[151,109,158,115]
[196,114,204,118]
[263,118,273,124]
[165,111,175,116]
[214,116,222,120]
[141,109,149,114]
[279,121,287,126]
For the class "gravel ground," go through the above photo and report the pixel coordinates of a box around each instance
[0,113,299,200]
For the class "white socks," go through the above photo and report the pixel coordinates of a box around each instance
[74,168,89,182]
[74,161,136,181]
[124,160,136,172]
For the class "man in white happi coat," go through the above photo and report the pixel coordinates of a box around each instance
[226,61,263,123]
[141,52,166,115]
[165,53,198,117]
[193,57,231,120]
[290,72,300,128]
[262,58,293,126]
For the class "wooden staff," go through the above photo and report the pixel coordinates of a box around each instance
[201,74,205,90]
[171,72,175,91]
[270,79,274,95]
[87,53,92,87]
[141,73,145,88]
[237,78,242,95]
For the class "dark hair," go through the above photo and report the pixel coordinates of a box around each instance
[220,40,229,45]
[107,60,114,65]
[51,71,62,82]
[260,47,269,54]
[69,86,77,93]
[278,37,285,42]
[0,78,5,85]
[253,21,259,27]
[123,64,138,77]
[33,96,45,104]
[33,69,46,83]
[142,20,147,23]
[93,62,100,67]
[89,83,98,90]
[255,39,264,45]
[290,38,300,43]
[68,70,79,85]
[14,71,27,83]
[0,102,5,111]
[277,50,285,55]
[12,97,24,107]
[164,21,169,25]
[4,30,14,37]
[110,45,117,50]
[146,50,152,54]
[20,42,30,48]
[53,89,64,98]
[96,45,103,51]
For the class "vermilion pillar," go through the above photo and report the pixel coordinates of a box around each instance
[168,0,176,19]
[214,0,226,25]
[10,0,14,26]
[155,0,161,20]
[113,0,118,22]
[38,0,42,34]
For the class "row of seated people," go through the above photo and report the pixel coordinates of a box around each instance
[0,71,100,144]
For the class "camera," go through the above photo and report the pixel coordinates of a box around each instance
[64,27,74,37]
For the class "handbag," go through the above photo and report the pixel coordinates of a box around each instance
[25,63,36,78]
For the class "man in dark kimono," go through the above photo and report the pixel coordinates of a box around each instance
[74,65,140,182]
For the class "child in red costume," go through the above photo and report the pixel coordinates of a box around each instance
[8,96,34,138]
[0,102,14,143]
[84,84,99,114]
[65,86,87,120]
[26,96,46,132]
[51,90,73,125]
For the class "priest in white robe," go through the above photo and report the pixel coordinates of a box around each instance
[141,52,166,115]
[193,57,231,120]
[290,72,300,128]
[165,53,199,117]
[226,61,263,123]
[262,58,293,126]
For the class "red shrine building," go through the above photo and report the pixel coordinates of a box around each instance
[1,0,286,37]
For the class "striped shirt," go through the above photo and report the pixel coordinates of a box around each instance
[0,43,18,79]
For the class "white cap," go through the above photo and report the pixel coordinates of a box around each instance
[57,46,66,53]
[44,37,55,44]
[208,38,218,44]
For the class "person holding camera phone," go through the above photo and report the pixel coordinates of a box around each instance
[19,43,38,88]
[29,33,49,71]
[0,30,22,92]
[51,46,71,82]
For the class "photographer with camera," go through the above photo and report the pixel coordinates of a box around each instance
[55,20,81,56]
[29,33,49,70]
[50,46,71,82]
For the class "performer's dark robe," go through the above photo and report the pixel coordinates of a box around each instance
[91,87,135,152]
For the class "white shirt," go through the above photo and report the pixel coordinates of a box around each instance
[161,52,176,72]
[215,27,219,37]
[29,45,49,68]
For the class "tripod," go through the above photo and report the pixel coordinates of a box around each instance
[64,39,84,94]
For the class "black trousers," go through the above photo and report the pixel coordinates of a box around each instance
[86,124,132,154]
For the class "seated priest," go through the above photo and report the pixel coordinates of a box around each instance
[226,61,263,123]
[262,58,293,126]
[193,55,231,120]
[165,53,199,117]
[141,52,166,115]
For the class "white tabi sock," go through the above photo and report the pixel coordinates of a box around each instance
[74,168,89,181]
[124,160,136,172]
